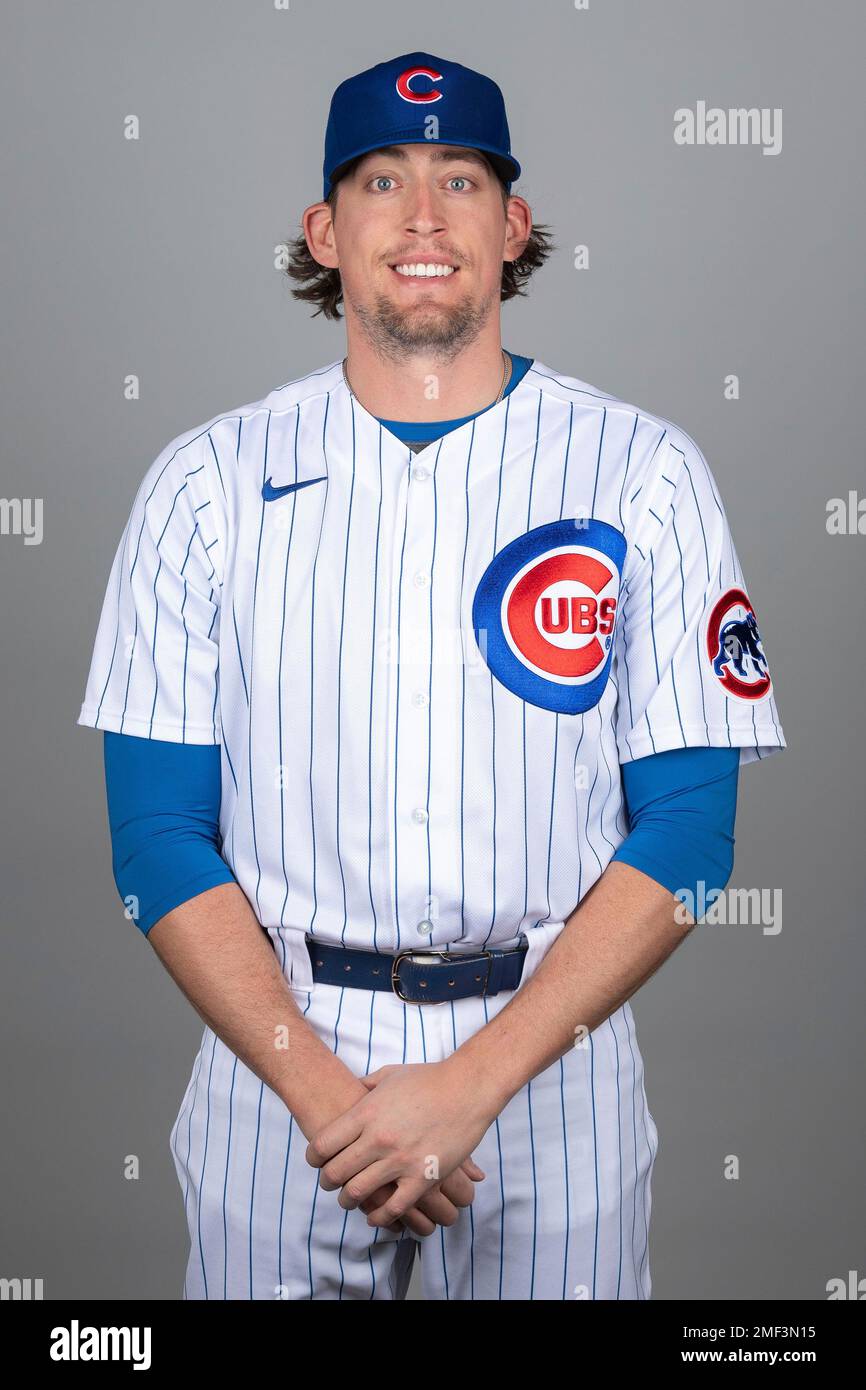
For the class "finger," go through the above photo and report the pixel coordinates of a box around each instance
[305,1109,365,1168]
[338,1158,401,1211]
[319,1138,380,1193]
[361,1179,459,1233]
[395,1205,436,1238]
[461,1156,486,1182]
[360,1184,413,1235]
[365,1178,428,1228]
[413,1188,460,1228]
[359,1065,396,1089]
[439,1167,477,1209]
[358,1184,430,1239]
[360,1183,393,1213]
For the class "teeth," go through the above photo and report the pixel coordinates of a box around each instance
[393,263,456,277]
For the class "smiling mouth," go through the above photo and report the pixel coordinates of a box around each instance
[388,261,459,280]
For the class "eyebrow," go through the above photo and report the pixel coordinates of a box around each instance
[356,145,492,172]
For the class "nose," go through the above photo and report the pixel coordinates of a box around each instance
[403,179,447,237]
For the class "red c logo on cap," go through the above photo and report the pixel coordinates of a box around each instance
[396,67,444,103]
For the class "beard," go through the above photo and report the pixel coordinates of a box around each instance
[346,280,496,364]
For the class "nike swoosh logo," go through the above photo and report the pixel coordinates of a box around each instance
[262,475,326,502]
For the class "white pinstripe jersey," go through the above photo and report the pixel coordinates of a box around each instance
[78,357,786,956]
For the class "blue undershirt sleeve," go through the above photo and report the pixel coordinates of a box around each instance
[103,738,737,936]
[102,731,236,936]
[611,746,740,906]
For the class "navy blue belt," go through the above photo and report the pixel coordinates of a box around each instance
[306,936,529,1004]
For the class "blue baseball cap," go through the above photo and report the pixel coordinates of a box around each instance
[322,51,521,200]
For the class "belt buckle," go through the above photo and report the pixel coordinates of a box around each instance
[391,949,446,1004]
[390,948,493,1004]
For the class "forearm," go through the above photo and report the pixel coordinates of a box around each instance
[148,883,357,1138]
[449,861,693,1113]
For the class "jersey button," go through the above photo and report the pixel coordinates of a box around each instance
[412,807,429,824]
[416,919,434,937]
[411,466,430,482]
[413,572,430,588]
[413,691,429,707]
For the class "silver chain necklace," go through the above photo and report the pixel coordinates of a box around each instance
[341,349,512,408]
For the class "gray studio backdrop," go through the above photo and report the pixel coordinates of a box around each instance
[1,0,863,1301]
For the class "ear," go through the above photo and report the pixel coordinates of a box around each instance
[302,201,340,270]
[503,194,533,265]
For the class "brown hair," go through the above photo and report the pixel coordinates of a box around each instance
[283,153,555,321]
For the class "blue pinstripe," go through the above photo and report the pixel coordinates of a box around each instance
[248,1082,264,1298]
[424,443,443,934]
[367,428,385,950]
[455,420,476,946]
[277,406,302,928]
[588,1033,600,1299]
[306,391,333,938]
[335,400,358,943]
[222,1056,237,1299]
[610,1016,625,1298]
[196,1032,217,1299]
[526,1079,539,1298]
[392,438,411,950]
[558,1057,571,1299]
[246,411,272,920]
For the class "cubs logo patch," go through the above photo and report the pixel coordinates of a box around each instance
[471,519,627,714]
[705,586,772,701]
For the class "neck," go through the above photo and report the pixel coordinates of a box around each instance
[341,324,509,421]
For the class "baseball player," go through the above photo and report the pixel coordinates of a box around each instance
[78,51,786,1300]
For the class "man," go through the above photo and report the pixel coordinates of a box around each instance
[78,51,785,1300]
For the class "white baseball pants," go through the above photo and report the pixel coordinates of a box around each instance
[169,927,659,1301]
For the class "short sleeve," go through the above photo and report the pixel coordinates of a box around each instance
[77,432,222,745]
[613,430,786,768]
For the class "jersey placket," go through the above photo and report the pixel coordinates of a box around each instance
[386,441,441,953]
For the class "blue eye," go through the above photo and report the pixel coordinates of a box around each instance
[373,176,395,192]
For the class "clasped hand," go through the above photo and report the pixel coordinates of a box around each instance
[305,1059,492,1236]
